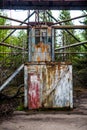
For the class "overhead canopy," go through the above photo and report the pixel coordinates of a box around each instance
[0,0,87,10]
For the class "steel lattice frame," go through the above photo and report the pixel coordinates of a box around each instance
[0,7,87,91]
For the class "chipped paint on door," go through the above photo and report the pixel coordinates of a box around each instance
[25,62,73,109]
[28,73,41,109]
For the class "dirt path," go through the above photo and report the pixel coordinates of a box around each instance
[0,112,87,130]
[0,89,87,130]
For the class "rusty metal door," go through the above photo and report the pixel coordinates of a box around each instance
[28,73,41,109]
[25,63,73,109]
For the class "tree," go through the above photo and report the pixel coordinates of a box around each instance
[0,11,11,62]
[39,10,53,22]
[56,10,81,61]
[73,11,87,88]
[0,11,27,87]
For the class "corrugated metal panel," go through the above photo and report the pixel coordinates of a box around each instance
[24,62,73,109]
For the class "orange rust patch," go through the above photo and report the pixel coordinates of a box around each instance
[37,56,41,62]
[35,41,49,53]
[32,41,51,61]
[48,27,51,36]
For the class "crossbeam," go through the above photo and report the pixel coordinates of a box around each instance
[52,25,87,29]
[55,41,87,51]
[0,25,87,29]
[0,64,24,92]
[0,42,27,50]
[55,52,87,54]
[0,52,28,54]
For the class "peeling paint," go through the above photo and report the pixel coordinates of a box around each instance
[25,62,73,109]
[29,27,52,62]
[32,41,51,62]
[28,74,41,109]
[25,26,73,109]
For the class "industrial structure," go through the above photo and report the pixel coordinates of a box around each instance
[24,24,73,109]
[0,0,87,109]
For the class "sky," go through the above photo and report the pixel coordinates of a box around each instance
[4,10,83,25]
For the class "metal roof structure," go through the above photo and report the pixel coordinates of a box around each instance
[0,0,87,10]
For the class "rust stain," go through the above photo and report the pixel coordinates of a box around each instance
[48,27,51,36]
[57,63,61,77]
[26,62,73,109]
[42,65,56,107]
[36,41,49,53]
[28,74,41,109]
[32,41,51,61]
[39,42,46,53]
[37,56,41,62]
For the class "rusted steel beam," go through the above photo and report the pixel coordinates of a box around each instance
[0,25,48,29]
[0,25,28,29]
[0,42,27,50]
[55,52,87,54]
[55,41,87,51]
[53,25,87,29]
[0,64,24,92]
[0,25,87,29]
[28,22,53,26]
[53,14,87,25]
[0,52,28,54]
[25,61,72,65]
[0,15,28,24]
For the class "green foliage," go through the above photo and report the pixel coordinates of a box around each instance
[73,11,87,88]
[16,104,24,111]
[79,11,87,42]
[73,55,87,87]
[0,11,27,88]
[55,10,87,88]
[55,10,81,61]
[39,10,53,22]
[0,11,11,63]
[59,10,78,45]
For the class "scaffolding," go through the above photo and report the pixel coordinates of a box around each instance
[0,3,87,108]
[0,10,87,102]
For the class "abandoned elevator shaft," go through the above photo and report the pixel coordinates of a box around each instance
[24,25,73,109]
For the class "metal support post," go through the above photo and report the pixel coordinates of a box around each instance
[0,64,24,92]
[24,65,28,108]
[52,28,55,61]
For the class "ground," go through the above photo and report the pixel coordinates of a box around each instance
[0,112,87,130]
[0,88,87,130]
